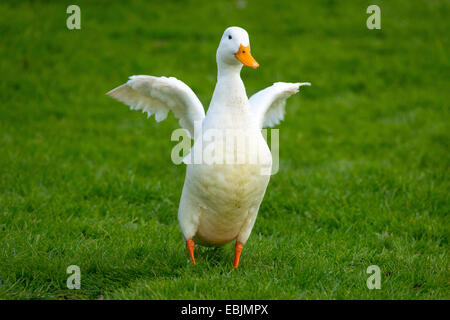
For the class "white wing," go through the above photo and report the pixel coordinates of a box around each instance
[249,82,310,128]
[107,75,205,137]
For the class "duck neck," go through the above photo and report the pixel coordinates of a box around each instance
[211,61,247,110]
[217,60,243,80]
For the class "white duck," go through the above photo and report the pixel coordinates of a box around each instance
[107,26,310,268]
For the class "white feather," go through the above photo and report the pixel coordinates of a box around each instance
[249,82,311,128]
[107,75,205,138]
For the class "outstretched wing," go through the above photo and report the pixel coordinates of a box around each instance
[249,82,310,128]
[107,75,205,138]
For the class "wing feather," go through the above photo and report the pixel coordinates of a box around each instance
[249,82,310,128]
[107,75,205,137]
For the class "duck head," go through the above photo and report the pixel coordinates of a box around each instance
[216,27,259,71]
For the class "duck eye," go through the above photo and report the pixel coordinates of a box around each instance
[228,35,232,40]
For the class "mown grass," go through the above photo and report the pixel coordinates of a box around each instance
[0,0,448,299]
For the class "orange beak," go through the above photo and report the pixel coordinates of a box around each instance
[235,44,259,69]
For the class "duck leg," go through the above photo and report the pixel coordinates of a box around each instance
[186,239,196,265]
[233,241,244,268]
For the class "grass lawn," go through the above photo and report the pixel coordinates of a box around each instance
[0,0,448,299]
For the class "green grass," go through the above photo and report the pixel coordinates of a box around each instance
[0,0,449,299]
